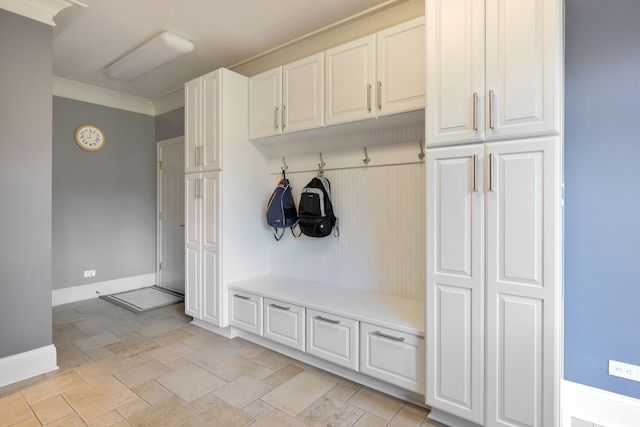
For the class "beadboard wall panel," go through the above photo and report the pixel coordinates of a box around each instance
[269,163,425,301]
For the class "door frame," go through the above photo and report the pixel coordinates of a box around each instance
[156,136,185,289]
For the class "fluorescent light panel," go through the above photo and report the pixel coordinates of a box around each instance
[105,32,194,81]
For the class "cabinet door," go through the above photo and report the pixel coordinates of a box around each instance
[184,79,201,173]
[426,0,485,146]
[249,67,282,139]
[306,309,358,371]
[230,292,263,336]
[201,71,221,171]
[426,145,484,424]
[184,174,201,318]
[376,16,425,116]
[263,298,305,351]
[485,0,560,140]
[325,35,376,126]
[201,171,221,326]
[360,323,424,393]
[485,137,560,427]
[283,53,324,134]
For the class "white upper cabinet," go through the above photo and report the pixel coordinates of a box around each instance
[283,53,324,133]
[248,67,282,140]
[376,16,426,116]
[426,0,561,146]
[325,35,377,126]
[185,70,221,172]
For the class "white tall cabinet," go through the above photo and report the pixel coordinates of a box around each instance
[425,1,563,426]
[185,68,270,330]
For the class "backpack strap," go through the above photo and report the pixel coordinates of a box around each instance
[273,227,284,241]
[333,217,340,238]
[291,225,301,238]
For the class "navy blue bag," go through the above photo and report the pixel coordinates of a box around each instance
[266,172,299,241]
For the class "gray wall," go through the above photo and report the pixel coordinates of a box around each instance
[155,107,184,141]
[0,11,53,358]
[52,97,156,290]
[564,0,640,399]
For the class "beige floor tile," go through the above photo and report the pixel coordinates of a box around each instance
[214,375,272,409]
[114,359,173,388]
[165,357,192,371]
[132,381,173,405]
[242,399,272,419]
[387,406,427,426]
[296,394,364,427]
[253,350,295,371]
[86,410,125,426]
[55,343,89,366]
[136,315,188,338]
[354,412,388,427]
[0,392,33,427]
[74,355,132,383]
[185,341,246,368]
[62,376,138,421]
[42,412,86,426]
[184,333,228,349]
[250,409,307,427]
[261,371,336,417]
[262,364,304,387]
[30,395,74,425]
[156,363,226,403]
[151,328,193,346]
[207,355,260,382]
[8,417,41,427]
[183,402,253,427]
[402,402,430,417]
[348,387,403,420]
[21,370,86,405]
[238,346,267,359]
[116,397,150,418]
[105,335,160,360]
[126,396,200,427]
[74,331,121,351]
[190,392,224,412]
[328,383,359,401]
[249,365,275,380]
[105,319,149,338]
[147,342,196,364]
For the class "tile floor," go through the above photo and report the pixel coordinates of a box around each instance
[0,298,437,426]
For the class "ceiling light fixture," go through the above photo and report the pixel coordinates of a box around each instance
[105,31,194,81]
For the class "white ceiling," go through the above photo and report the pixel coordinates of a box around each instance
[53,0,390,101]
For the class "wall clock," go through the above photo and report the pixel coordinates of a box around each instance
[74,124,105,151]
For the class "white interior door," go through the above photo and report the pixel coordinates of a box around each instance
[158,137,185,292]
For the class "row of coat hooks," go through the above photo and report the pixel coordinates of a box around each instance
[280,141,425,173]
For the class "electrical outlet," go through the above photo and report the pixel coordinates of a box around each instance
[609,360,640,381]
[83,270,96,278]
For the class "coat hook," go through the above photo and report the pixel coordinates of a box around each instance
[318,152,325,169]
[418,140,425,160]
[363,147,370,165]
[281,157,288,171]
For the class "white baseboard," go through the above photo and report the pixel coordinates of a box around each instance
[562,380,640,427]
[0,345,58,387]
[52,273,156,306]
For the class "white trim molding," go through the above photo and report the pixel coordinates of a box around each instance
[0,345,57,387]
[562,380,640,427]
[152,87,185,115]
[0,0,72,26]
[53,77,155,116]
[52,273,156,306]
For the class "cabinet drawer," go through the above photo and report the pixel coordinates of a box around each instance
[306,309,359,371]
[360,322,424,393]
[229,292,263,336]
[264,298,305,351]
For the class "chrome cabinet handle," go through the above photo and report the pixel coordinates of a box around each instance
[489,90,495,130]
[195,146,200,167]
[473,154,478,193]
[282,105,286,129]
[367,84,372,112]
[489,153,495,192]
[315,315,340,325]
[472,92,478,131]
[377,81,382,110]
[373,331,405,342]
[234,294,250,300]
[274,106,279,129]
[270,303,291,311]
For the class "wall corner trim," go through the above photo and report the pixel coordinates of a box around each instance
[0,0,73,26]
[153,87,185,115]
[52,273,156,306]
[562,380,640,427]
[0,344,58,388]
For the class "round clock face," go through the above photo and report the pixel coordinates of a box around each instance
[75,124,105,151]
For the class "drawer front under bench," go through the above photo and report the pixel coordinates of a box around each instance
[306,309,359,371]
[360,322,425,394]
[263,298,305,351]
[229,292,263,336]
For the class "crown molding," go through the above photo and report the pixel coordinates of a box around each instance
[0,0,73,26]
[152,87,185,115]
[53,77,155,116]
